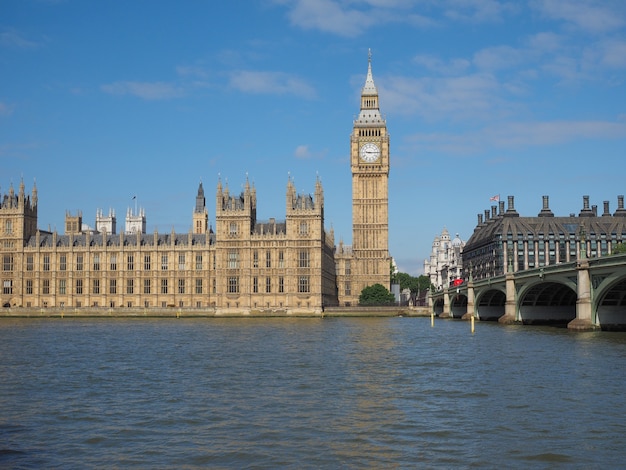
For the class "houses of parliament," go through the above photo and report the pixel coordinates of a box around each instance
[0,56,391,313]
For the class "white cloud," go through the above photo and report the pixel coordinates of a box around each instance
[597,39,626,68]
[284,0,373,37]
[380,73,508,121]
[473,45,527,71]
[444,0,518,23]
[100,81,185,100]
[532,0,626,34]
[176,65,210,79]
[294,145,311,159]
[0,102,15,116]
[407,120,626,154]
[0,29,40,48]
[229,70,316,99]
[526,31,564,52]
[412,54,471,75]
[274,0,435,37]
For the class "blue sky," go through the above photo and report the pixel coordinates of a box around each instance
[2,0,625,275]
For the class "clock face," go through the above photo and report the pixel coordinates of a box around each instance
[359,142,380,163]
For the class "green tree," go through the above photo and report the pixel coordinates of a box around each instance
[613,242,626,254]
[359,283,396,306]
[394,273,434,306]
[417,275,434,293]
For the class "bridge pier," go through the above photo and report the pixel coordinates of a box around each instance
[499,272,517,324]
[440,287,451,318]
[461,280,475,320]
[568,259,596,331]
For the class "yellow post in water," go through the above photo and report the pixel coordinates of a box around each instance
[471,315,475,334]
[431,312,434,327]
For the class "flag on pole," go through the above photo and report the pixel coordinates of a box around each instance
[490,194,500,202]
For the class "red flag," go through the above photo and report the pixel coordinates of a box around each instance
[490,194,500,202]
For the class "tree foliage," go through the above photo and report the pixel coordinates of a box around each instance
[613,242,626,254]
[359,283,396,306]
[395,273,434,306]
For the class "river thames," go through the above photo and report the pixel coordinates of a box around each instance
[1,317,625,469]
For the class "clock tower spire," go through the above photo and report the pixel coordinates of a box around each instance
[344,50,390,305]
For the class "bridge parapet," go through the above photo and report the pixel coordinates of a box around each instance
[430,255,626,330]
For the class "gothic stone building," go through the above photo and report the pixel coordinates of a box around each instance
[0,177,337,313]
[0,55,391,312]
[335,52,391,306]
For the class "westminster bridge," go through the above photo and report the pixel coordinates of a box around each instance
[430,253,626,331]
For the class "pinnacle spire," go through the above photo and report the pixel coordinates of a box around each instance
[362,48,378,96]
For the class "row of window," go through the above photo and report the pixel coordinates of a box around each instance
[248,250,309,269]
[227,276,310,294]
[13,278,209,296]
[228,222,310,236]
[504,233,624,240]
[9,254,207,273]
[3,250,314,273]
[252,276,285,293]
[4,276,313,296]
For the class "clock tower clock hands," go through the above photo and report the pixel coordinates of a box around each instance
[359,142,380,163]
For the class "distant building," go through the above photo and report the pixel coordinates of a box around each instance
[125,206,146,235]
[462,195,626,280]
[424,227,465,290]
[96,208,116,235]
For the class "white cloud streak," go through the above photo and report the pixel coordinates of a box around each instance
[407,120,626,154]
[0,102,15,116]
[294,145,311,159]
[0,29,40,48]
[229,70,316,99]
[532,0,626,34]
[100,81,185,100]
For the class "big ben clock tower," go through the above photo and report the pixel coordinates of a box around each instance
[350,50,390,300]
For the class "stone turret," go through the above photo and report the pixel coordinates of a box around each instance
[125,206,146,234]
[0,178,38,244]
[96,208,116,234]
[215,176,257,239]
[192,181,208,234]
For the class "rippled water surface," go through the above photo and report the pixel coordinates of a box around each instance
[1,317,625,469]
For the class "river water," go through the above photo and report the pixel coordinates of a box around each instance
[1,317,625,469]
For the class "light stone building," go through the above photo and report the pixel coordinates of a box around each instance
[0,55,392,312]
[335,51,391,306]
[462,195,626,280]
[0,177,337,313]
[423,228,465,290]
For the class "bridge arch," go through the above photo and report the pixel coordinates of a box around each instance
[449,293,467,318]
[517,280,577,326]
[475,288,506,321]
[594,276,626,330]
[433,298,444,316]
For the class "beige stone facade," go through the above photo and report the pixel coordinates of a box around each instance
[0,55,391,312]
[0,177,337,313]
[336,52,391,306]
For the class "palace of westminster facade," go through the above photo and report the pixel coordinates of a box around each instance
[0,56,391,313]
